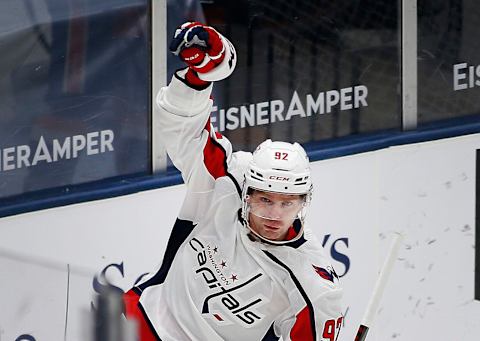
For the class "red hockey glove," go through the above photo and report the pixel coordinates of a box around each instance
[169,22,237,88]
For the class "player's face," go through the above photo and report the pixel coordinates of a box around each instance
[247,190,304,241]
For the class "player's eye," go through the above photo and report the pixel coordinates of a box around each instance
[260,197,272,204]
[281,201,294,208]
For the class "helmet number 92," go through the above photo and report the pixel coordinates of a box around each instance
[274,152,289,160]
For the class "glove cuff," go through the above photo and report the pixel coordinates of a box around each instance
[197,35,237,82]
[174,68,211,90]
[186,68,211,88]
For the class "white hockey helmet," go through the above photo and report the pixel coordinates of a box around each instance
[241,139,313,244]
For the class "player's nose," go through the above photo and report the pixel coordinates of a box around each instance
[265,202,283,219]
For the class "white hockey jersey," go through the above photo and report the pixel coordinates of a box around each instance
[123,70,344,341]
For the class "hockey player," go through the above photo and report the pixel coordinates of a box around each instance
[123,22,343,341]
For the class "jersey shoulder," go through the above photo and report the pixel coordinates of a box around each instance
[281,230,342,293]
[227,150,252,186]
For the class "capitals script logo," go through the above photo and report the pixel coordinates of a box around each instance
[189,237,265,327]
[312,265,339,283]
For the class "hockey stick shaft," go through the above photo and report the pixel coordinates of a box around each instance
[354,232,404,341]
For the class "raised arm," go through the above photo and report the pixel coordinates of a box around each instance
[156,22,237,191]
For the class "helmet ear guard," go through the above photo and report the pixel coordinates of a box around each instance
[241,140,313,244]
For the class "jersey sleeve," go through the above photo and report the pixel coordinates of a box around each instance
[156,69,233,187]
[156,69,235,221]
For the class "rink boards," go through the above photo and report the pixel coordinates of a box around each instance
[0,132,479,341]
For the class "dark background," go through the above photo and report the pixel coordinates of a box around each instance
[0,0,150,199]
[168,0,402,151]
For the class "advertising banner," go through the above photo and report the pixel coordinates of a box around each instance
[418,0,480,124]
[0,0,151,200]
[167,0,402,151]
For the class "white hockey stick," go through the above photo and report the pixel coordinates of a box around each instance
[354,232,404,341]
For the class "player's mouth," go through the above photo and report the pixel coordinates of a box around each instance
[264,224,280,230]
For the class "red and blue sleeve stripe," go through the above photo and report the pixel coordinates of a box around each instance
[202,118,228,179]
